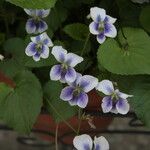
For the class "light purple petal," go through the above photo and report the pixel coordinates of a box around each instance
[65,67,76,83]
[104,23,117,38]
[36,9,50,18]
[50,65,62,81]
[26,19,36,34]
[96,33,106,44]
[60,86,74,101]
[24,9,36,16]
[79,75,98,93]
[73,134,93,150]
[115,89,133,99]
[68,98,77,106]
[31,34,41,43]
[101,96,113,113]
[51,46,67,63]
[116,99,130,115]
[90,7,106,22]
[96,80,114,95]
[40,45,49,59]
[65,53,83,67]
[33,52,41,61]
[25,42,37,56]
[105,15,117,24]
[89,22,100,35]
[76,92,88,108]
[37,20,48,33]
[94,136,109,150]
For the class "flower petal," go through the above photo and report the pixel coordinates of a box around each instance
[24,9,36,16]
[37,20,48,33]
[89,22,99,35]
[31,34,41,43]
[40,45,49,59]
[51,46,67,63]
[36,9,50,18]
[26,19,36,34]
[76,92,89,108]
[79,75,98,93]
[105,15,117,24]
[60,86,74,101]
[104,23,117,38]
[66,53,83,67]
[94,136,109,150]
[96,80,114,95]
[65,67,77,83]
[41,32,53,47]
[50,65,62,81]
[116,99,130,115]
[68,98,77,106]
[25,42,37,56]
[115,89,133,99]
[90,7,106,22]
[33,52,41,61]
[101,96,113,113]
[73,134,93,150]
[96,33,106,44]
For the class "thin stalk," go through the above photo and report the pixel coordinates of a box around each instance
[55,124,59,150]
[77,108,82,135]
[46,99,78,134]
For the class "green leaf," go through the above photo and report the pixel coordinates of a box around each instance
[130,79,150,128]
[63,23,89,41]
[44,81,77,123]
[0,71,43,133]
[6,0,57,9]
[140,5,150,33]
[98,28,150,75]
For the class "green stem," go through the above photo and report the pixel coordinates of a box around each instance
[77,108,82,135]
[55,124,59,150]
[46,99,78,134]
[81,33,90,56]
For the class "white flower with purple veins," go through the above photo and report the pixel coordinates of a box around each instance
[60,73,98,108]
[25,32,53,61]
[24,9,50,34]
[73,134,109,150]
[89,7,117,44]
[96,80,133,115]
[50,46,83,83]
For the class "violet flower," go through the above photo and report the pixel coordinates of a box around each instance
[89,7,117,44]
[25,32,53,61]
[50,46,83,83]
[96,80,133,115]
[60,73,98,108]
[24,9,50,34]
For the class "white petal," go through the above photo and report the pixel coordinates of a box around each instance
[73,134,93,150]
[96,34,106,44]
[96,80,114,95]
[25,42,37,56]
[24,9,36,16]
[116,99,130,115]
[101,96,113,113]
[26,19,36,34]
[94,136,109,150]
[105,15,117,24]
[51,46,67,63]
[90,7,106,22]
[115,89,133,99]
[104,24,117,38]
[36,9,50,18]
[79,75,98,93]
[50,65,62,81]
[89,22,99,35]
[66,53,83,67]
[33,53,41,62]
[31,34,41,43]
[40,45,49,59]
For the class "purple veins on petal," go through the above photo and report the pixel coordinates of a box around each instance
[50,65,62,81]
[33,52,41,61]
[97,32,106,44]
[37,20,48,33]
[60,86,74,101]
[40,45,49,59]
[76,92,88,108]
[65,67,76,83]
[25,42,37,56]
[89,22,100,35]
[101,96,113,113]
[26,19,36,34]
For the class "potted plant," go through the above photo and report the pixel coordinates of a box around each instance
[0,0,150,149]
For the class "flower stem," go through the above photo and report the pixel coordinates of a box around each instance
[46,99,78,134]
[55,124,59,150]
[77,108,82,135]
[81,33,91,56]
